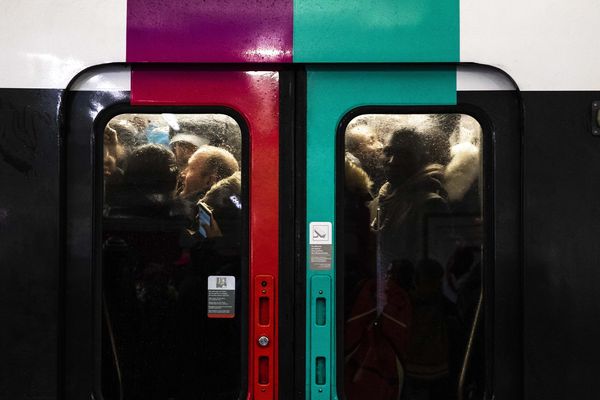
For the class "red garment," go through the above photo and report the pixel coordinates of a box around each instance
[345,279,412,400]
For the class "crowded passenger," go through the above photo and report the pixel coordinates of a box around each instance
[101,110,484,400]
[179,145,239,203]
[345,124,385,194]
[101,113,244,400]
[102,143,182,400]
[169,120,207,171]
[110,143,179,217]
[103,123,134,209]
[199,171,242,246]
[343,115,483,400]
[196,114,242,162]
[343,154,376,314]
[371,127,449,268]
[176,171,242,399]
[103,125,126,177]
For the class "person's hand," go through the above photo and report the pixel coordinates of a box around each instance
[201,217,222,239]
[104,125,126,165]
[104,126,119,157]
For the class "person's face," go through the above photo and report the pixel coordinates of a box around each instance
[359,130,383,155]
[172,141,198,169]
[383,142,421,186]
[351,128,383,167]
[180,153,213,198]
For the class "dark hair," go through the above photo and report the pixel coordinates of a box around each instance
[387,126,450,166]
[108,119,146,150]
[387,128,429,160]
[125,144,178,195]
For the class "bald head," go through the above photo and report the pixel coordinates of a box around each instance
[347,125,382,153]
[180,145,239,199]
[345,125,383,183]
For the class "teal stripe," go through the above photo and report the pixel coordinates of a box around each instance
[293,0,459,62]
[305,65,456,399]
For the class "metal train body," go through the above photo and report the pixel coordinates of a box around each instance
[1,1,599,400]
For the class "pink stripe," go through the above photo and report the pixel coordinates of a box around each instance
[127,0,293,63]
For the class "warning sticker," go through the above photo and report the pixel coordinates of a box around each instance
[207,276,236,318]
[309,222,332,270]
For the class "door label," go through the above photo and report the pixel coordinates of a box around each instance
[310,222,333,270]
[207,275,236,318]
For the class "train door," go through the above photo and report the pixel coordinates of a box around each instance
[62,65,294,400]
[301,65,522,400]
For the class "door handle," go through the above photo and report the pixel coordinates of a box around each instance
[254,275,275,400]
[310,275,331,399]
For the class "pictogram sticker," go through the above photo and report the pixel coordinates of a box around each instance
[207,275,236,318]
[309,222,332,270]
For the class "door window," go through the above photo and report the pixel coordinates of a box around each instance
[101,113,245,399]
[341,113,484,400]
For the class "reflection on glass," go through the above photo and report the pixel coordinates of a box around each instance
[343,114,483,400]
[102,113,243,399]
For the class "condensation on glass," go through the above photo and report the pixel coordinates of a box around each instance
[342,114,484,400]
[101,113,243,399]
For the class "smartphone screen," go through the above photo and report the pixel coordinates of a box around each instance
[197,202,212,238]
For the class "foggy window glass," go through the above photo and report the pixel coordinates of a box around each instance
[343,114,484,400]
[102,113,244,399]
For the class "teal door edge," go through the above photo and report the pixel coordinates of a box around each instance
[305,65,457,400]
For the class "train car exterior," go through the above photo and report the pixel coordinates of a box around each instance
[1,1,599,400]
